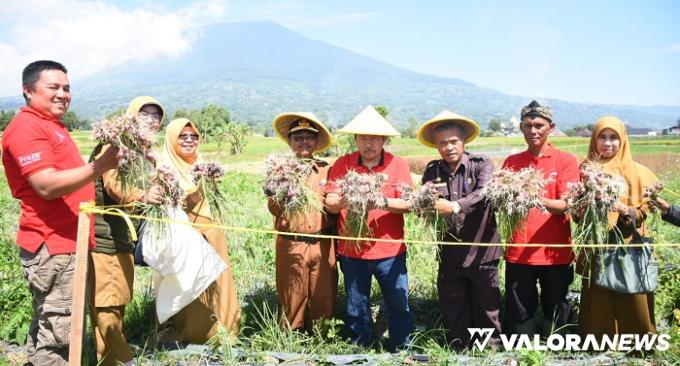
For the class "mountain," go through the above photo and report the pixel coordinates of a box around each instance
[1,21,678,130]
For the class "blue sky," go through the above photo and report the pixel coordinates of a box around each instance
[1,0,678,106]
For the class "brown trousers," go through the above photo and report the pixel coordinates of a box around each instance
[579,278,656,337]
[90,306,132,365]
[88,251,135,365]
[275,236,338,332]
[19,244,75,366]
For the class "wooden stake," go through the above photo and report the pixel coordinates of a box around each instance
[68,203,91,366]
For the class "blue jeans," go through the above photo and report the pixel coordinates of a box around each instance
[338,253,413,351]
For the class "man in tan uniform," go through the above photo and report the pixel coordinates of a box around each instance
[267,112,338,332]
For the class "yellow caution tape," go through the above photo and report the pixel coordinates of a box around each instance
[80,204,680,249]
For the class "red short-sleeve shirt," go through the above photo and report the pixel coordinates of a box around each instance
[501,144,578,265]
[1,106,95,254]
[326,151,413,259]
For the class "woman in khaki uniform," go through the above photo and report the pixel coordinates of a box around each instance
[159,118,241,343]
[578,116,658,338]
[88,96,165,366]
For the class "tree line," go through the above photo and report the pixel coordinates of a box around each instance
[0,104,250,156]
[2,106,679,148]
[0,110,91,132]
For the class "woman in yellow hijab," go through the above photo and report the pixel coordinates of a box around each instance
[578,116,658,338]
[88,96,164,366]
[158,118,241,343]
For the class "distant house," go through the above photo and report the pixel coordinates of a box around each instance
[500,116,521,136]
[575,128,592,138]
[627,126,653,136]
[510,116,520,131]
[662,126,680,135]
[552,128,567,137]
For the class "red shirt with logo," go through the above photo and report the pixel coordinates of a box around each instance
[326,151,412,259]
[501,144,578,265]
[1,106,95,254]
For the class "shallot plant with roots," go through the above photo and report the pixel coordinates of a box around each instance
[400,182,451,244]
[92,113,157,198]
[141,165,185,242]
[191,161,229,224]
[566,161,627,279]
[263,154,324,225]
[335,170,387,246]
[481,167,549,245]
[644,181,665,241]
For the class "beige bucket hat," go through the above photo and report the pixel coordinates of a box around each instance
[272,112,333,153]
[338,105,401,137]
[417,110,480,147]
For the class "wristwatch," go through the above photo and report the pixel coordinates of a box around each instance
[382,196,389,208]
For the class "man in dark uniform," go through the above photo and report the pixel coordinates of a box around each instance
[417,111,502,349]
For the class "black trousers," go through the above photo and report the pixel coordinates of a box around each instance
[437,261,501,349]
[504,262,573,328]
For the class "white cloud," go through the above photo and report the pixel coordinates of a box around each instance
[0,0,227,97]
[662,43,680,54]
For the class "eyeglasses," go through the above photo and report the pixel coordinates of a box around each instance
[138,111,162,121]
[178,133,200,141]
[290,135,318,143]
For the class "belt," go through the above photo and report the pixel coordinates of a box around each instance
[281,232,323,244]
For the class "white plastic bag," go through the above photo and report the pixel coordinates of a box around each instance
[139,206,227,323]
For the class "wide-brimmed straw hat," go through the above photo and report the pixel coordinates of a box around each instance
[417,110,480,147]
[338,105,401,137]
[272,112,333,153]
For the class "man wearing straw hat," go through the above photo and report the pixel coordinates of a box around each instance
[268,112,338,333]
[418,111,502,350]
[502,100,579,336]
[325,105,414,351]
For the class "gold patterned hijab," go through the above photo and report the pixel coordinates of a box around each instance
[161,118,202,194]
[587,116,657,209]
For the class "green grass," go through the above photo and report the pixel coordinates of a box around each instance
[0,180,30,348]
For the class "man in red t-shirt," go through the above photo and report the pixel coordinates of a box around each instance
[1,60,119,366]
[501,100,578,337]
[325,106,413,351]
